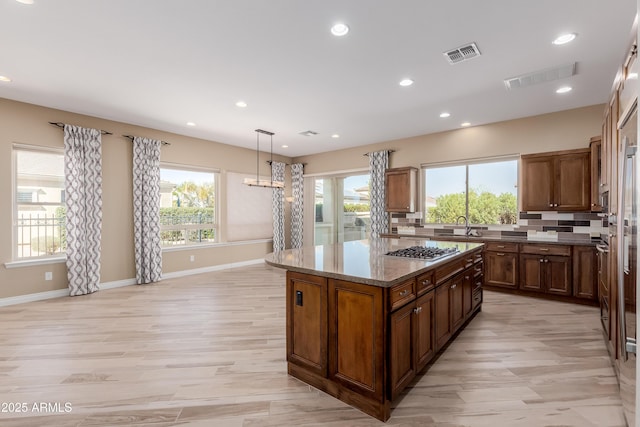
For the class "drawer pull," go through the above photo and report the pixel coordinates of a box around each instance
[540,248,549,251]
[497,245,505,249]
[466,258,473,262]
[399,289,409,297]
[421,279,431,286]
[496,252,505,256]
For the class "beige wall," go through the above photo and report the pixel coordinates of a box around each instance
[293,105,604,173]
[0,98,292,299]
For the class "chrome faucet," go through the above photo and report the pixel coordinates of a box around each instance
[456,215,472,236]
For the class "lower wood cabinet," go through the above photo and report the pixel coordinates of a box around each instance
[450,274,465,331]
[389,291,434,400]
[573,246,598,299]
[286,271,328,376]
[485,251,518,289]
[434,281,451,351]
[414,292,435,370]
[519,254,572,296]
[328,278,385,401]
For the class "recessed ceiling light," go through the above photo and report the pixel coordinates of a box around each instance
[15,0,34,4]
[0,76,11,82]
[439,112,451,118]
[331,134,340,139]
[186,122,196,126]
[281,145,288,148]
[331,23,349,36]
[399,78,414,87]
[552,33,577,45]
[556,86,572,94]
[461,122,471,127]
[235,101,247,108]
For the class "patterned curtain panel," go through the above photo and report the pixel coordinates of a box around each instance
[368,150,389,238]
[132,137,163,284]
[291,163,304,248]
[272,161,286,251]
[63,125,103,296]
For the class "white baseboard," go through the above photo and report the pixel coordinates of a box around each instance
[0,258,266,307]
[0,288,70,307]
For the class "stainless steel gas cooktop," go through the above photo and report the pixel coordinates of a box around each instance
[385,246,458,261]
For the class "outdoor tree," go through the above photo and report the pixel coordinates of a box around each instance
[172,181,215,208]
[426,189,517,224]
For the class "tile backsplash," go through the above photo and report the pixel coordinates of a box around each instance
[390,211,607,243]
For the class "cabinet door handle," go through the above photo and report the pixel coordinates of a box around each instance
[549,203,553,207]
[465,276,470,280]
[414,307,420,314]
[496,252,505,256]
[544,259,549,263]
[451,284,457,289]
[540,259,544,263]
[399,289,409,297]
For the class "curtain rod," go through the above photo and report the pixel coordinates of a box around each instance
[49,121,112,135]
[363,149,395,157]
[123,134,171,146]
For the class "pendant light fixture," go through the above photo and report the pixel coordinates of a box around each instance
[243,129,285,188]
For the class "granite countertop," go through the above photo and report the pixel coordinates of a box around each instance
[381,233,600,246]
[264,238,484,288]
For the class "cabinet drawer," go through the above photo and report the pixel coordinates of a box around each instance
[389,279,416,311]
[473,262,484,277]
[521,244,570,256]
[435,259,464,284]
[416,271,434,295]
[485,241,519,252]
[472,288,482,309]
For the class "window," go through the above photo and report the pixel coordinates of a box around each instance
[159,165,217,247]
[313,173,371,245]
[14,146,66,259]
[423,157,518,225]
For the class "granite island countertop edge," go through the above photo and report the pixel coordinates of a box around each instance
[265,239,484,288]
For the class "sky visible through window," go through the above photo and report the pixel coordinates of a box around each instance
[160,168,214,185]
[426,161,517,197]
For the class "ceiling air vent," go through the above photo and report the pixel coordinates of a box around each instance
[504,63,576,90]
[299,130,318,136]
[443,42,481,64]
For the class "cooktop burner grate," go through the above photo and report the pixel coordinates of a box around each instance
[385,246,458,260]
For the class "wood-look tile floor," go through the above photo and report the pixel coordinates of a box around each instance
[0,264,625,426]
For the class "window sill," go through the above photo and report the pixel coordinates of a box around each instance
[5,257,66,269]
[161,238,272,253]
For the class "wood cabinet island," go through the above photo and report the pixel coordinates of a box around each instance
[265,238,484,421]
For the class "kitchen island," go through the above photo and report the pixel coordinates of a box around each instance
[265,238,484,421]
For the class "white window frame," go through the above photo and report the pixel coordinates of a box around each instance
[159,162,220,249]
[421,155,520,225]
[12,144,66,261]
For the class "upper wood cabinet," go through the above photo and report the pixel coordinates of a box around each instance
[521,148,591,211]
[590,136,603,212]
[385,167,417,212]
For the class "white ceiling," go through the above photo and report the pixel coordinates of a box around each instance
[0,1,637,157]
